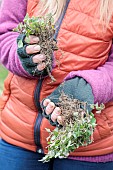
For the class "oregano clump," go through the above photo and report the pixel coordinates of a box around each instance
[40,92,104,163]
[13,14,58,82]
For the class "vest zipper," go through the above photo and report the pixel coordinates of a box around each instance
[34,78,44,153]
[34,0,70,153]
[34,111,43,149]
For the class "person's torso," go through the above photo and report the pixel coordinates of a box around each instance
[1,0,113,155]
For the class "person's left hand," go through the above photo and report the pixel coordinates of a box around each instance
[17,34,49,77]
[41,77,94,126]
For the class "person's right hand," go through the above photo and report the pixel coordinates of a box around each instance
[17,34,47,76]
[25,35,46,71]
[41,77,94,127]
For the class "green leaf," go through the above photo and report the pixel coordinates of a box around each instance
[90,104,95,109]
[51,135,56,141]
[45,128,51,133]
[91,117,96,124]
[25,36,30,43]
[24,13,29,21]
[18,39,23,48]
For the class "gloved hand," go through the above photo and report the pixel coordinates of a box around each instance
[41,77,94,126]
[17,34,48,77]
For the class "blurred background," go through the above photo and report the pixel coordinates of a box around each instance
[0,66,8,95]
[0,0,8,95]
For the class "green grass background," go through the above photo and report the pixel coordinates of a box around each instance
[0,65,8,95]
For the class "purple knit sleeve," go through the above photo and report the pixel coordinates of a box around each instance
[65,45,113,104]
[0,0,32,78]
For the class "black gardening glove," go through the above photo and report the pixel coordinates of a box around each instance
[17,34,48,77]
[41,77,94,126]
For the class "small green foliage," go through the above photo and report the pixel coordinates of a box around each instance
[40,112,96,163]
[13,13,56,40]
[90,103,105,113]
[39,92,105,163]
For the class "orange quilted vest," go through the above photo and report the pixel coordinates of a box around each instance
[1,0,113,156]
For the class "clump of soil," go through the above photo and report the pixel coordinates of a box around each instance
[58,92,89,127]
[14,14,58,82]
[40,92,97,162]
